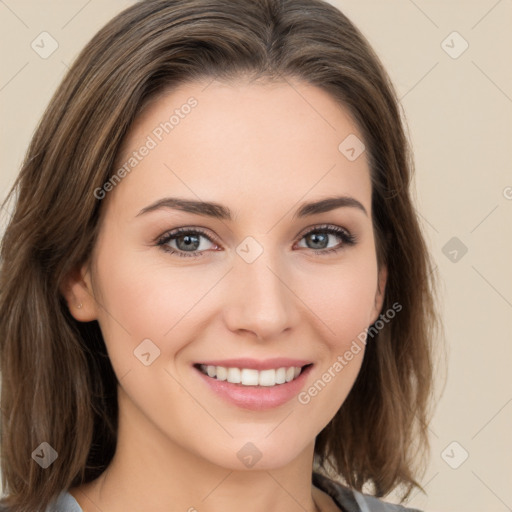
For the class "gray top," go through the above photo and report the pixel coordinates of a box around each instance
[45,492,82,512]
[40,473,422,512]
[312,473,422,512]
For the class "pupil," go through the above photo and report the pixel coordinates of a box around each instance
[309,233,327,249]
[178,234,199,251]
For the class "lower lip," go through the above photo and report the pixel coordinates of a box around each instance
[195,365,313,411]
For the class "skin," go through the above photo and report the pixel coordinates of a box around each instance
[63,78,387,512]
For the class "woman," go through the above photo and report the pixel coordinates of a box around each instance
[0,1,441,511]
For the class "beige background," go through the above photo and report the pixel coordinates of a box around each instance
[1,1,511,511]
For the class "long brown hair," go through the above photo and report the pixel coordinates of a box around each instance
[0,0,443,510]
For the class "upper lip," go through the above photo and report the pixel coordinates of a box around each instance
[194,358,313,370]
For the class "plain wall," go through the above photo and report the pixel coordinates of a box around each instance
[1,1,511,511]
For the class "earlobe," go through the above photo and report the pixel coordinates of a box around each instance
[59,262,98,322]
[370,265,388,324]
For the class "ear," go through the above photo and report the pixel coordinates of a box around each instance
[369,264,388,325]
[59,261,98,322]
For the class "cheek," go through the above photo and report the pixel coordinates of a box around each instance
[297,253,379,346]
[91,243,190,370]
[291,251,377,413]
[290,266,375,440]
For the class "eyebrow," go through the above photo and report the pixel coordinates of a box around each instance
[136,195,368,220]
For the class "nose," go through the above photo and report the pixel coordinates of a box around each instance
[222,250,300,341]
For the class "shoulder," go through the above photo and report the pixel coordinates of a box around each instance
[312,472,423,512]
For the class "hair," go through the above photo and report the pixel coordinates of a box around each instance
[0,0,443,510]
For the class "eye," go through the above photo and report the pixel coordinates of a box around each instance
[295,224,357,255]
[156,227,218,258]
[156,224,357,259]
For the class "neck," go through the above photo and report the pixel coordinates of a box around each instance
[71,386,321,512]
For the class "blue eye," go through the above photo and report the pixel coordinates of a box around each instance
[296,225,357,255]
[157,227,216,258]
[156,224,357,258]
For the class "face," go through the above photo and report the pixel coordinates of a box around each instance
[66,78,386,471]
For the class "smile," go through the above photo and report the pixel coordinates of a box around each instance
[197,364,307,387]
[193,358,314,410]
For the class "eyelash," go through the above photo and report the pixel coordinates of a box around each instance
[156,224,357,259]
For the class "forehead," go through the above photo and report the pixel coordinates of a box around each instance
[107,79,372,220]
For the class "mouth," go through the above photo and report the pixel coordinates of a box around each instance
[192,359,314,410]
[194,363,312,387]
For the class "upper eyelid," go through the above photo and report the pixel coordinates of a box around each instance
[296,224,351,238]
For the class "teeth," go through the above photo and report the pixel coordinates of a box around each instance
[216,366,227,381]
[198,364,304,386]
[275,367,286,384]
[258,369,275,386]
[241,369,259,386]
[227,367,241,383]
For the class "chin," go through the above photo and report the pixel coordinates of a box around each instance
[195,434,313,472]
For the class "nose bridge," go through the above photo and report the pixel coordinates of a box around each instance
[223,241,298,339]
